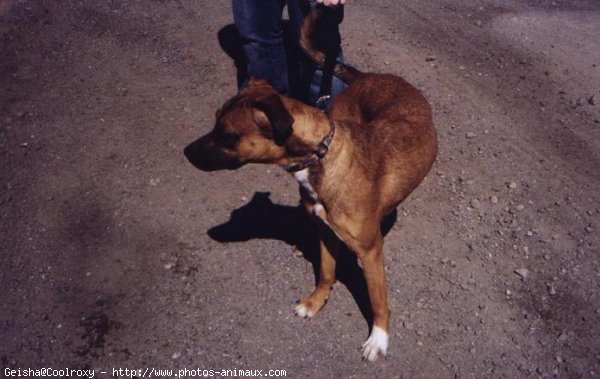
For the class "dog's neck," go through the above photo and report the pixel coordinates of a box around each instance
[285,120,335,172]
[287,102,333,147]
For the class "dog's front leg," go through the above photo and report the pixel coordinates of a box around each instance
[295,229,339,318]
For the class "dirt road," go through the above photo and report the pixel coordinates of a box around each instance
[1,0,599,377]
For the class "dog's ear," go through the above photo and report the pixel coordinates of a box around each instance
[253,94,294,146]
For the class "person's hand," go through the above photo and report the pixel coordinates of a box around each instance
[316,0,347,7]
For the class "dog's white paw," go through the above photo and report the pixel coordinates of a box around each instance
[294,303,316,318]
[361,326,389,362]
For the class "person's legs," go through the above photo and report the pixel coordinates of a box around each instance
[233,0,347,106]
[232,0,288,94]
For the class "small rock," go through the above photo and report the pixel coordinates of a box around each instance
[557,331,568,342]
[572,97,585,108]
[470,199,481,209]
[474,20,482,26]
[466,132,477,139]
[515,204,525,211]
[556,355,563,363]
[506,289,512,296]
[548,284,557,295]
[15,111,25,118]
[526,230,533,237]
[543,254,550,260]
[523,246,529,254]
[508,182,518,189]
[20,142,29,147]
[585,226,592,233]
[425,56,436,62]
[164,262,175,270]
[171,352,181,360]
[588,95,596,105]
[292,246,303,257]
[490,195,499,204]
[514,268,530,279]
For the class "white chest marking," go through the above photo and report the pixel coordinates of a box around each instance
[294,168,325,218]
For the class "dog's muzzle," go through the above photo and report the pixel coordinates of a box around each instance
[184,138,243,171]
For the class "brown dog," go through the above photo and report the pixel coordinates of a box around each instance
[184,9,437,362]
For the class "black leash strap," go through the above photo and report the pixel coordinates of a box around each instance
[314,5,343,112]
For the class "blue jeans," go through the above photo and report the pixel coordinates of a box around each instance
[232,0,346,105]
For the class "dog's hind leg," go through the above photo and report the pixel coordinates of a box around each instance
[339,228,390,362]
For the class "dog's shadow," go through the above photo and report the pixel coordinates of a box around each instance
[208,191,397,327]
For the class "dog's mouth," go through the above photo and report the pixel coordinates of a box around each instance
[184,141,244,172]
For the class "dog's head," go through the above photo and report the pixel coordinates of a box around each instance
[184,78,299,171]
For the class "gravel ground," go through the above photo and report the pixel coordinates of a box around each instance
[1,0,599,378]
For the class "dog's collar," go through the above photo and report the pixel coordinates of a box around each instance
[284,120,336,173]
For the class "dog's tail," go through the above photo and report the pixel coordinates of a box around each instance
[300,7,363,85]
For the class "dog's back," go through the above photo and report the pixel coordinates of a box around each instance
[301,8,437,215]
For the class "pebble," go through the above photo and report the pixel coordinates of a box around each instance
[164,263,175,270]
[526,230,533,237]
[506,289,512,296]
[470,199,481,209]
[557,331,568,342]
[548,284,557,295]
[514,268,530,279]
[172,352,181,360]
[490,195,498,204]
[508,182,518,189]
[588,94,596,105]
[515,204,525,211]
[466,132,477,139]
[556,355,563,363]
[474,20,482,26]
[20,142,29,147]
[150,178,160,186]
[585,226,592,233]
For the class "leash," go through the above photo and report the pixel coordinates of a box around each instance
[284,119,336,173]
[312,4,343,112]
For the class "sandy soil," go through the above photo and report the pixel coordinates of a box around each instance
[1,0,599,378]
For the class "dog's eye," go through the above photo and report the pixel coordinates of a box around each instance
[217,131,240,148]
